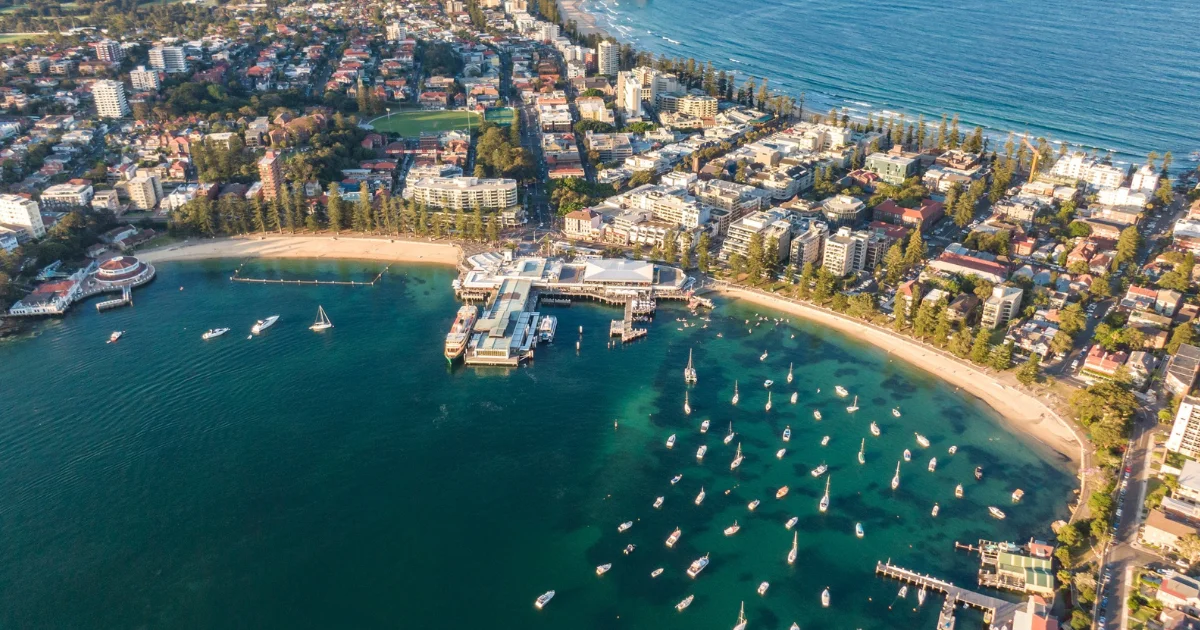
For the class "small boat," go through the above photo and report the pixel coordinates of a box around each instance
[733,601,747,630]
[724,520,740,536]
[309,305,333,331]
[684,348,698,384]
[695,487,706,505]
[955,484,963,498]
[791,623,800,630]
[931,503,940,517]
[918,586,927,606]
[108,330,124,343]
[786,516,798,529]
[948,445,958,455]
[748,499,760,511]
[787,363,794,383]
[596,564,612,576]
[903,449,911,462]
[757,581,770,596]
[821,587,831,607]
[675,594,694,611]
[671,474,683,485]
[201,328,230,340]
[870,422,881,436]
[846,396,859,413]
[975,466,983,480]
[651,568,664,578]
[834,385,848,397]
[787,531,798,564]
[764,379,774,388]
[820,435,830,447]
[898,585,909,599]
[790,392,798,404]
[776,485,789,499]
[989,506,1006,520]
[731,443,744,470]
[915,433,930,448]
[684,392,692,415]
[697,444,708,460]
[776,448,786,459]
[654,496,665,508]
[731,381,739,405]
[810,463,827,477]
[667,527,682,547]
[892,407,901,417]
[623,544,635,555]
[535,590,555,609]
[782,426,791,442]
[724,423,735,445]
[1012,489,1025,503]
[250,315,279,335]
[855,522,864,538]
[686,554,710,578]
[858,438,866,465]
[891,462,901,490]
[928,457,937,472]
[760,351,768,361]
[618,521,633,533]
[666,434,676,449]
[813,410,822,420]
[819,476,830,512]
[765,392,772,411]
[700,419,710,433]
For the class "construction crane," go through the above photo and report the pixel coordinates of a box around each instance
[1020,135,1042,182]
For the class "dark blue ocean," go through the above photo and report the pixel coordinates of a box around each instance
[585,0,1200,162]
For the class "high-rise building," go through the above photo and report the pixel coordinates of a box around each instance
[257,151,283,201]
[93,40,124,63]
[821,226,869,277]
[386,22,406,42]
[129,66,161,92]
[719,209,792,262]
[127,174,163,210]
[981,285,1023,329]
[0,193,45,237]
[1168,395,1200,458]
[597,41,619,76]
[91,80,129,118]
[148,46,187,74]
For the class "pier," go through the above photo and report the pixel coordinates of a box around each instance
[875,560,1022,628]
[610,298,648,343]
[96,286,133,311]
[230,266,388,286]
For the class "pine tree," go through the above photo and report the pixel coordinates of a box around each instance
[251,196,266,233]
[471,206,484,241]
[932,302,951,347]
[949,326,973,358]
[936,114,948,149]
[893,301,908,331]
[903,230,926,269]
[989,341,1014,370]
[486,216,500,242]
[948,114,960,149]
[883,241,906,284]
[326,183,344,234]
[970,329,992,364]
[1016,353,1041,385]
[745,232,765,280]
[353,183,374,232]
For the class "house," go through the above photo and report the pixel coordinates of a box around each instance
[929,251,1008,284]
[1081,344,1128,381]
[563,208,602,240]
[1144,509,1200,553]
[872,198,944,232]
[1012,596,1059,630]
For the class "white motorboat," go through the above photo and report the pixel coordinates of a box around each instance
[915,433,930,448]
[676,594,694,611]
[989,506,1006,520]
[955,484,963,498]
[671,474,682,485]
[1012,489,1025,503]
[899,585,909,598]
[684,392,692,415]
[928,457,937,472]
[108,330,124,343]
[618,521,633,533]
[201,327,230,340]
[776,485,789,499]
[731,381,739,405]
[700,419,710,433]
[948,445,958,455]
[535,590,555,609]
[309,305,333,331]
[724,423,735,445]
[820,435,830,446]
[903,449,911,462]
[790,392,798,404]
[785,516,798,530]
[654,496,665,508]
[787,531,798,564]
[891,462,901,490]
[760,351,768,361]
[819,476,830,512]
[651,568,664,578]
[596,564,612,576]
[776,448,786,459]
[695,487,706,506]
[870,422,881,436]
[931,503,939,517]
[697,444,708,460]
[250,315,279,335]
[730,443,744,470]
[892,407,901,417]
[813,410,822,420]
[858,438,866,465]
[748,499,760,511]
[724,520,740,536]
[666,434,676,449]
[684,348,698,384]
[757,582,770,596]
[821,587,831,607]
[855,523,864,538]
[764,379,774,388]
[667,527,682,548]
[834,385,849,397]
[846,396,859,413]
[782,426,791,442]
[765,391,772,411]
[811,462,827,477]
[686,554,710,578]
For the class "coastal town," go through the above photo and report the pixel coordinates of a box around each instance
[0,0,1197,628]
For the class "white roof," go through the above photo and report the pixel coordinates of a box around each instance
[582,259,654,284]
[1180,460,1200,494]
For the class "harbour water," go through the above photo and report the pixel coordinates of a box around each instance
[0,259,1074,628]
[582,0,1200,161]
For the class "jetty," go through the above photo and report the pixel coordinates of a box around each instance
[875,560,1022,628]
[610,298,648,343]
[230,265,388,286]
[95,286,133,311]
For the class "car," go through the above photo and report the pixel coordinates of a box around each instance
[1125,466,1131,473]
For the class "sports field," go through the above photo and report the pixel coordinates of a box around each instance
[370,110,482,137]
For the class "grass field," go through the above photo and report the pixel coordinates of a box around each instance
[0,32,47,43]
[370,110,482,137]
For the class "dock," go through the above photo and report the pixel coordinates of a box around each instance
[609,296,648,343]
[230,266,388,286]
[875,560,1022,628]
[95,286,132,311]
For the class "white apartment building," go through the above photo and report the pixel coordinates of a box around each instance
[93,40,123,63]
[91,80,129,118]
[1168,396,1200,459]
[129,66,161,92]
[625,187,709,229]
[0,193,45,237]
[597,41,619,76]
[127,174,163,211]
[1049,152,1125,189]
[615,66,680,118]
[821,226,869,277]
[39,183,94,209]
[148,46,187,74]
[1131,164,1161,193]
[719,209,792,262]
[789,222,827,268]
[658,93,718,118]
[386,22,406,42]
[981,285,1023,329]
[405,177,518,211]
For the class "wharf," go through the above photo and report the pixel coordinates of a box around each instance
[875,560,1021,628]
[609,297,648,343]
[96,286,133,311]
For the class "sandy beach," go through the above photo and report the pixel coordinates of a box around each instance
[717,285,1086,469]
[557,0,607,37]
[137,235,463,267]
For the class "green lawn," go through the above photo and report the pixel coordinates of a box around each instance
[370,110,481,137]
[0,32,47,43]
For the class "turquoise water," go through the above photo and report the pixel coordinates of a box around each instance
[0,260,1074,628]
[586,0,1200,161]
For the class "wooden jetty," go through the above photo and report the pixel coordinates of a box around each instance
[875,560,1021,628]
[231,266,388,286]
[610,299,647,343]
[95,286,132,311]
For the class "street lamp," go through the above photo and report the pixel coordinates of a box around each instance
[386,107,392,120]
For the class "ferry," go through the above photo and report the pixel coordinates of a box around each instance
[675,594,694,611]
[201,328,230,340]
[596,564,612,576]
[1012,489,1025,503]
[782,426,791,442]
[856,523,864,538]
[700,419,710,433]
[814,410,822,420]
[686,554,710,578]
[695,487,706,505]
[811,463,828,477]
[931,503,940,517]
[928,457,937,472]
[821,435,830,446]
[955,484,964,498]
[776,485,789,499]
[821,587,831,607]
[757,582,770,596]
[654,496,664,508]
[697,444,708,460]
[834,385,849,397]
[724,520,740,536]
[915,433,930,448]
[785,516,798,529]
[667,527,682,548]
[892,407,901,417]
[903,449,911,462]
[666,434,676,449]
[618,521,633,533]
[748,499,760,511]
[537,314,557,342]
[988,506,1006,520]
[623,544,635,555]
[671,474,683,485]
[651,568,664,578]
[443,306,477,360]
[107,330,124,343]
[787,531,798,564]
[870,422,881,436]
[776,448,786,459]
[535,590,555,609]
[250,315,279,335]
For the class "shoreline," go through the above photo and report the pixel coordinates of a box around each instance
[136,235,463,267]
[714,284,1086,472]
[557,0,608,38]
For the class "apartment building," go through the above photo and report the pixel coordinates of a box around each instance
[257,150,283,201]
[91,80,129,118]
[981,285,1023,329]
[597,41,619,76]
[865,151,919,185]
[615,66,680,118]
[93,40,124,63]
[0,193,45,237]
[821,226,871,277]
[658,93,717,118]
[1049,152,1124,189]
[130,66,161,92]
[789,221,828,268]
[719,209,792,262]
[40,183,94,209]
[127,174,163,210]
[1168,395,1200,458]
[148,46,187,74]
[405,177,518,211]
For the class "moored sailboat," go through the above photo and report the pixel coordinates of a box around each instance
[684,348,697,384]
[858,438,866,465]
[787,362,794,384]
[846,395,859,413]
[684,392,692,415]
[730,443,744,470]
[765,391,772,411]
[725,422,735,445]
[870,421,881,436]
[732,601,747,630]
[891,461,901,490]
[731,381,739,405]
[790,391,798,404]
[309,305,333,331]
[819,476,830,512]
[695,487,706,505]
[787,531,798,564]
